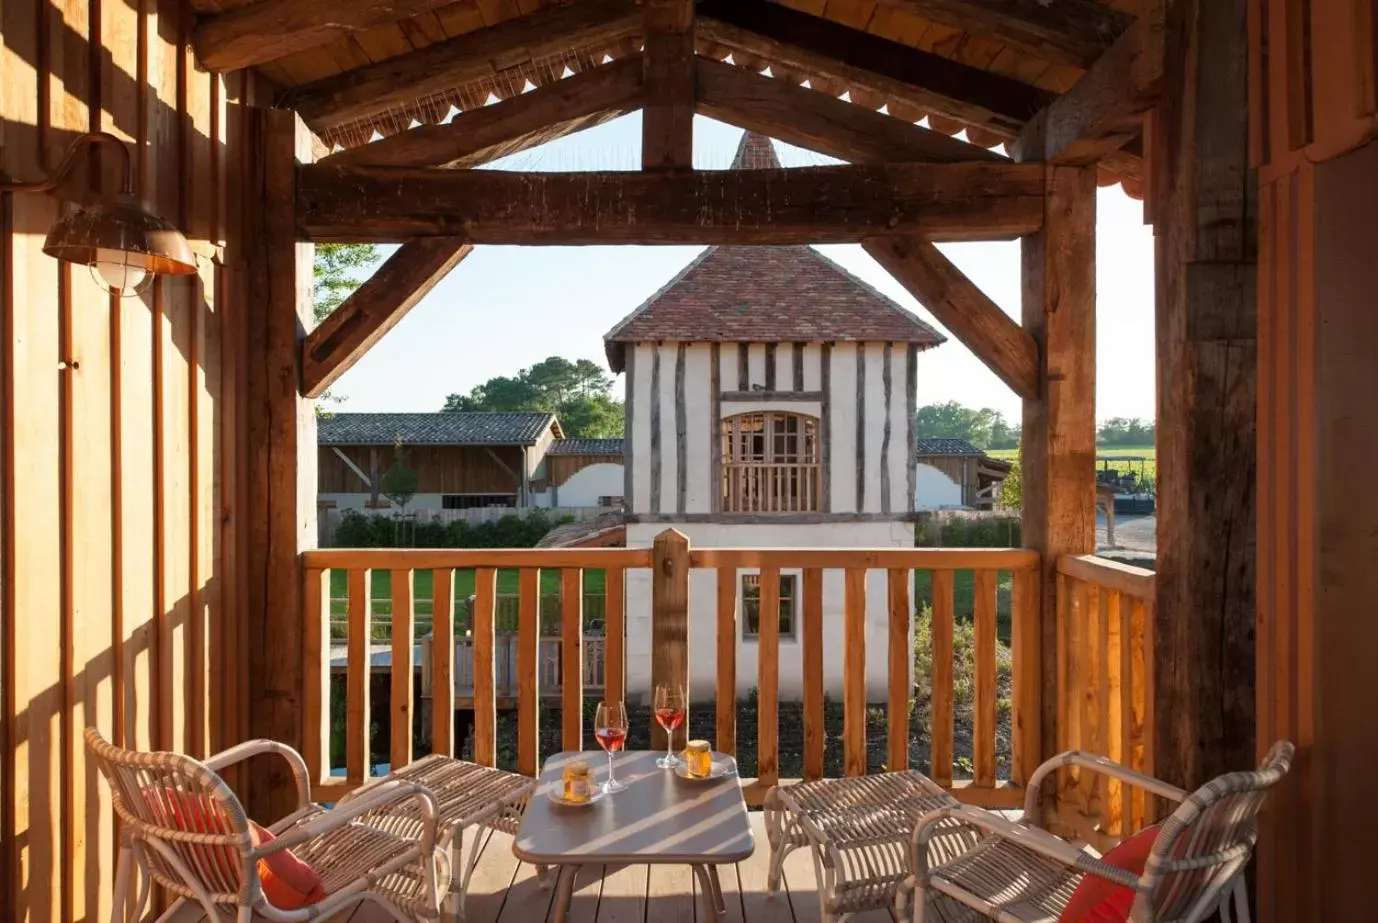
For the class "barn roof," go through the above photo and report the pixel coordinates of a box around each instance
[548,438,625,456]
[915,437,989,457]
[604,133,946,371]
[318,412,559,446]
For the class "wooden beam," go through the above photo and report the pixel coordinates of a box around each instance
[642,0,695,169]
[697,0,1054,136]
[1019,165,1097,791]
[194,0,455,72]
[284,0,642,134]
[1013,9,1164,167]
[695,58,1001,165]
[300,239,472,399]
[296,161,1047,244]
[323,57,644,169]
[875,0,1133,69]
[863,236,1039,400]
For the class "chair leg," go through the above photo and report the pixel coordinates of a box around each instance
[111,839,133,923]
[1228,877,1251,923]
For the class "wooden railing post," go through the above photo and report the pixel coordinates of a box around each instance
[651,529,690,751]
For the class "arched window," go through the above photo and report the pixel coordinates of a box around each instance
[721,411,820,513]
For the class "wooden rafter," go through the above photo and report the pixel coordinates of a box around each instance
[696,0,1054,136]
[862,236,1039,400]
[695,58,1002,164]
[642,0,696,169]
[300,239,472,399]
[322,57,644,169]
[874,0,1134,69]
[283,0,642,133]
[193,0,455,72]
[296,161,1046,244]
[1013,9,1165,168]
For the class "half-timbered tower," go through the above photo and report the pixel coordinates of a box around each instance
[608,133,945,698]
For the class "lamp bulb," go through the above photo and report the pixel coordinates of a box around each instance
[91,248,151,296]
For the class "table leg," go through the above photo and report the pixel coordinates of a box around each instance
[693,865,727,918]
[550,865,578,923]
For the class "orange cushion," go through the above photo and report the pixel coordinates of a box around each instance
[1059,824,1160,923]
[250,822,326,909]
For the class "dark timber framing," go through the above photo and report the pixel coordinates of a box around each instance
[855,342,866,514]
[792,345,804,392]
[721,390,824,402]
[906,345,918,512]
[764,344,777,390]
[650,344,662,514]
[821,343,832,513]
[881,343,893,514]
[675,344,687,515]
[737,344,748,391]
[710,343,721,515]
[624,348,636,511]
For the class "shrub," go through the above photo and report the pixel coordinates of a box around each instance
[327,509,572,549]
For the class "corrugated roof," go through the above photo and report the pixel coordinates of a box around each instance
[547,438,624,456]
[604,133,945,372]
[915,437,988,457]
[318,412,558,446]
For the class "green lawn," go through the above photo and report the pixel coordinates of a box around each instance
[988,444,1156,485]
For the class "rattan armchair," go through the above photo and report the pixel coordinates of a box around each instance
[86,728,451,923]
[903,741,1294,923]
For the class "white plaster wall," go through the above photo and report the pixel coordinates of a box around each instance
[321,493,449,513]
[746,343,767,389]
[684,344,713,513]
[888,345,913,513]
[862,343,887,514]
[774,343,795,390]
[721,343,742,391]
[556,463,626,508]
[624,521,915,702]
[828,344,859,513]
[914,464,963,510]
[629,343,654,514]
[801,343,822,391]
[656,344,678,515]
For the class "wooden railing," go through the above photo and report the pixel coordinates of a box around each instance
[301,535,1041,809]
[1054,554,1156,848]
[721,461,821,512]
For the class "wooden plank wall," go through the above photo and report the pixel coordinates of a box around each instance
[317,444,524,494]
[0,2,254,920]
[1250,2,1378,921]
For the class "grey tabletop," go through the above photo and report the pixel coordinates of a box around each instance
[512,751,755,865]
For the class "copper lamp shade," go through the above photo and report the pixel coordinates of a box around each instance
[43,197,198,278]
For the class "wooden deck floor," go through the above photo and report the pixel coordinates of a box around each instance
[169,813,897,923]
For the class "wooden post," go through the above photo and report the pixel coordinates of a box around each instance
[650,529,690,751]
[1018,158,1098,806]
[1152,0,1257,799]
[243,108,317,820]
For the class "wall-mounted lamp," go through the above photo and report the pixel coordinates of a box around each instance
[0,131,196,297]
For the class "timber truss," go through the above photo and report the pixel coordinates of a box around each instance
[189,0,1162,399]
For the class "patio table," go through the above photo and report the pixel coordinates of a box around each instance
[514,750,755,922]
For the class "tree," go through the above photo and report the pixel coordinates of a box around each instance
[443,355,626,438]
[313,243,381,324]
[380,440,418,513]
[914,401,1019,450]
[1097,417,1155,446]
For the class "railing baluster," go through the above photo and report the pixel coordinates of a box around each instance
[1079,580,1102,820]
[802,568,825,780]
[561,568,583,751]
[974,568,997,787]
[303,568,329,785]
[518,567,540,775]
[605,567,625,709]
[432,568,455,757]
[1106,588,1126,836]
[1011,567,1041,788]
[715,566,737,756]
[473,567,497,766]
[1059,574,1080,807]
[887,567,911,771]
[843,567,867,777]
[931,569,955,787]
[390,569,415,771]
[347,568,371,784]
[758,566,781,787]
[1129,596,1153,828]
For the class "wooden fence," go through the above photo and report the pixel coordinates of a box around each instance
[301,534,1040,807]
[1054,554,1156,849]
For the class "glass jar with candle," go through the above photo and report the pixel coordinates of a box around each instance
[684,740,713,778]
[562,759,593,803]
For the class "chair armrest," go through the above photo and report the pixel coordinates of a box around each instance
[204,740,312,811]
[1021,751,1190,824]
[260,780,442,858]
[909,804,1141,891]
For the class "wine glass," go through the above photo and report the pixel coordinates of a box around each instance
[653,684,687,769]
[593,701,629,794]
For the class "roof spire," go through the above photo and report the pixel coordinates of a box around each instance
[730,131,780,170]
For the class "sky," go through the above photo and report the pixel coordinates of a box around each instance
[328,112,1156,423]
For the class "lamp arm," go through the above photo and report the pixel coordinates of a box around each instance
[0,131,133,197]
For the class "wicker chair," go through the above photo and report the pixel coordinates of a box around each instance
[85,728,451,923]
[903,741,1295,923]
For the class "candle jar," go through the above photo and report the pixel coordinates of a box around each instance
[684,740,713,778]
[562,759,593,802]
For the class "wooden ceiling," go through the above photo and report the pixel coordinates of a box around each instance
[187,0,1146,192]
